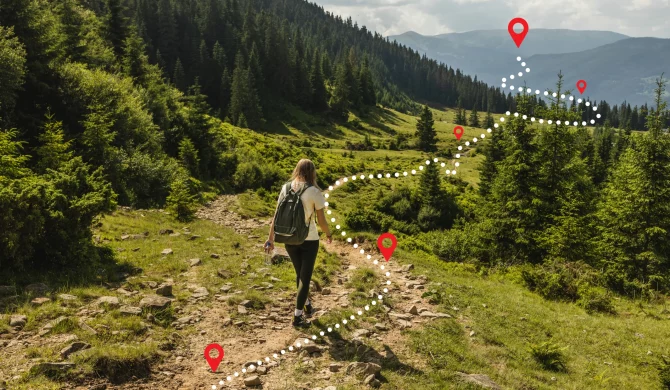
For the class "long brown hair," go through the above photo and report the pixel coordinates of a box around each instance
[290,159,320,189]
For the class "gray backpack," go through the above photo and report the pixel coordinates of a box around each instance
[273,182,313,245]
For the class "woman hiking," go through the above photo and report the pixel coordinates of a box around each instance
[265,159,333,328]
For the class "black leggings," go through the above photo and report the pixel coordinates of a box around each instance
[285,240,319,310]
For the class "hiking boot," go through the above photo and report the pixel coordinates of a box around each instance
[304,303,315,318]
[292,314,311,328]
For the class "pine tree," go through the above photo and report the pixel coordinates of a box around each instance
[359,57,376,106]
[596,76,670,288]
[173,58,186,90]
[469,103,480,127]
[481,94,541,263]
[417,159,453,230]
[105,0,129,58]
[219,67,232,118]
[416,105,437,152]
[484,108,494,130]
[454,98,466,125]
[36,114,73,173]
[479,126,504,196]
[178,137,200,177]
[309,50,328,112]
[329,62,350,119]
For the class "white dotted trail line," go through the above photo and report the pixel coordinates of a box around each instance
[497,56,602,127]
[209,158,444,389]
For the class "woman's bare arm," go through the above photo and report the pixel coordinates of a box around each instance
[316,208,332,243]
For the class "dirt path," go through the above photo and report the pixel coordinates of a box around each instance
[160,197,451,390]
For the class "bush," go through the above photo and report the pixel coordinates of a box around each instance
[528,341,567,371]
[344,208,393,233]
[521,266,580,301]
[660,356,670,389]
[417,205,441,231]
[166,174,200,222]
[1,130,116,272]
[577,286,616,314]
[233,161,284,191]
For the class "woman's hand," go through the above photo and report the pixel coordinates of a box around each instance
[326,235,332,244]
[264,240,274,253]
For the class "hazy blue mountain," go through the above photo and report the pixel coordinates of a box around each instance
[522,38,670,106]
[387,29,670,105]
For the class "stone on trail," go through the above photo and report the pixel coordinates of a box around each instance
[31,297,51,306]
[324,387,337,390]
[345,362,381,378]
[140,295,171,310]
[10,315,27,328]
[58,294,77,301]
[321,287,331,295]
[374,323,388,331]
[189,258,202,267]
[364,374,381,387]
[401,264,414,272]
[96,296,120,308]
[60,341,91,359]
[352,329,370,339]
[211,253,221,259]
[240,300,254,308]
[238,306,248,315]
[161,248,173,255]
[456,373,501,390]
[257,366,267,375]
[155,283,173,297]
[119,306,142,316]
[244,375,262,387]
[329,363,343,372]
[191,287,209,298]
[408,305,419,315]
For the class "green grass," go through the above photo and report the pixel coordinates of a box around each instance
[375,248,670,390]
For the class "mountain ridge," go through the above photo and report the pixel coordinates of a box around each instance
[388,29,669,105]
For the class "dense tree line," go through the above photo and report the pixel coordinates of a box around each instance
[431,75,670,297]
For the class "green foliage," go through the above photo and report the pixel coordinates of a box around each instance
[415,105,436,152]
[178,137,200,177]
[468,104,480,127]
[595,76,670,293]
[528,341,567,371]
[577,286,615,314]
[36,114,73,173]
[521,265,580,301]
[166,171,199,222]
[1,129,116,272]
[660,356,670,390]
[0,26,26,115]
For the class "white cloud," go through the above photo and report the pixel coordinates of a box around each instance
[314,0,670,38]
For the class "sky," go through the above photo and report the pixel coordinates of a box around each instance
[313,0,670,38]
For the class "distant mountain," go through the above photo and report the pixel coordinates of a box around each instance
[388,29,670,106]
[523,38,670,106]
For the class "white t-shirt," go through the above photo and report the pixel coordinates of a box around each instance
[277,180,326,241]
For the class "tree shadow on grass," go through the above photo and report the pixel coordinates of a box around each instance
[0,245,137,311]
[310,322,423,385]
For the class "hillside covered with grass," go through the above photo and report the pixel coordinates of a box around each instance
[2,0,670,389]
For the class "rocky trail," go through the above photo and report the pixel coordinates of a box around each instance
[0,196,466,390]
[163,197,455,390]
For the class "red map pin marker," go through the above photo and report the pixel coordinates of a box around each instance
[204,343,224,372]
[453,126,464,141]
[377,233,397,261]
[508,17,529,48]
[576,80,587,95]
